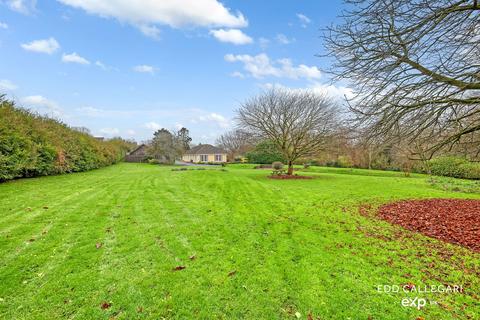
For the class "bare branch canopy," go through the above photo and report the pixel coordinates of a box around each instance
[236,88,338,174]
[323,0,480,156]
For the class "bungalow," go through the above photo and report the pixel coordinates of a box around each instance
[182,144,227,163]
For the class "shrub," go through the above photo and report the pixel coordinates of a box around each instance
[0,96,136,181]
[245,140,285,164]
[429,156,480,180]
[337,155,353,168]
[272,161,284,170]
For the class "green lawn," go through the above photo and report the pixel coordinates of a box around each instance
[0,163,479,319]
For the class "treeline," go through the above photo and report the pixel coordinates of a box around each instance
[0,95,136,181]
[217,127,480,180]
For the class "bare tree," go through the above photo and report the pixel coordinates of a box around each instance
[237,88,338,175]
[323,0,480,158]
[216,129,254,161]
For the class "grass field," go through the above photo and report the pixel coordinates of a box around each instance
[0,163,479,319]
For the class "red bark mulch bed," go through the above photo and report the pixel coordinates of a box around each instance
[377,199,480,252]
[268,174,313,180]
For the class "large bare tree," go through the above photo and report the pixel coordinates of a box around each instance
[323,0,480,158]
[216,129,254,161]
[237,89,338,175]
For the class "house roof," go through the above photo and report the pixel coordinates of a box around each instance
[128,144,146,155]
[184,144,226,155]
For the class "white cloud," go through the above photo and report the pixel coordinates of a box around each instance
[126,129,136,136]
[276,33,293,45]
[6,0,36,14]
[144,121,162,131]
[62,52,90,65]
[230,71,245,78]
[57,0,248,38]
[76,106,136,118]
[95,61,107,70]
[309,82,355,100]
[100,127,120,136]
[196,112,230,128]
[0,79,18,91]
[258,37,270,50]
[261,82,355,102]
[296,13,311,28]
[94,61,117,71]
[138,24,161,39]
[0,22,8,29]
[21,95,63,118]
[21,37,60,54]
[76,106,103,117]
[210,28,253,45]
[225,53,321,80]
[21,95,56,108]
[174,123,184,130]
[133,65,156,74]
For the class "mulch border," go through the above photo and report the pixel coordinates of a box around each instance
[268,175,313,180]
[361,199,480,253]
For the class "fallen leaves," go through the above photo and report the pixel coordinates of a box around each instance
[402,282,415,291]
[95,243,103,249]
[377,199,480,252]
[172,266,186,271]
[189,255,196,260]
[42,206,49,210]
[100,301,111,310]
[227,270,237,277]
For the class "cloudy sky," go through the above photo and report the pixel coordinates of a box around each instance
[0,0,350,143]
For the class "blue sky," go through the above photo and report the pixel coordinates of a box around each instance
[0,0,349,143]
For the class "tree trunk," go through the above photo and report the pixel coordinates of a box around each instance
[287,160,293,175]
[368,148,372,170]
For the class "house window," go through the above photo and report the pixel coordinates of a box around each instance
[215,154,222,162]
[200,154,208,162]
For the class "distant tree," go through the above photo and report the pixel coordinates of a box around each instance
[71,126,91,135]
[216,129,254,161]
[149,128,178,164]
[323,0,480,157]
[175,127,192,153]
[245,140,286,164]
[148,127,192,163]
[237,88,338,175]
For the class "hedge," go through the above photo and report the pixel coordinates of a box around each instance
[428,156,480,180]
[0,95,136,181]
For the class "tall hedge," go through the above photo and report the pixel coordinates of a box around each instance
[428,156,480,180]
[0,95,136,181]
